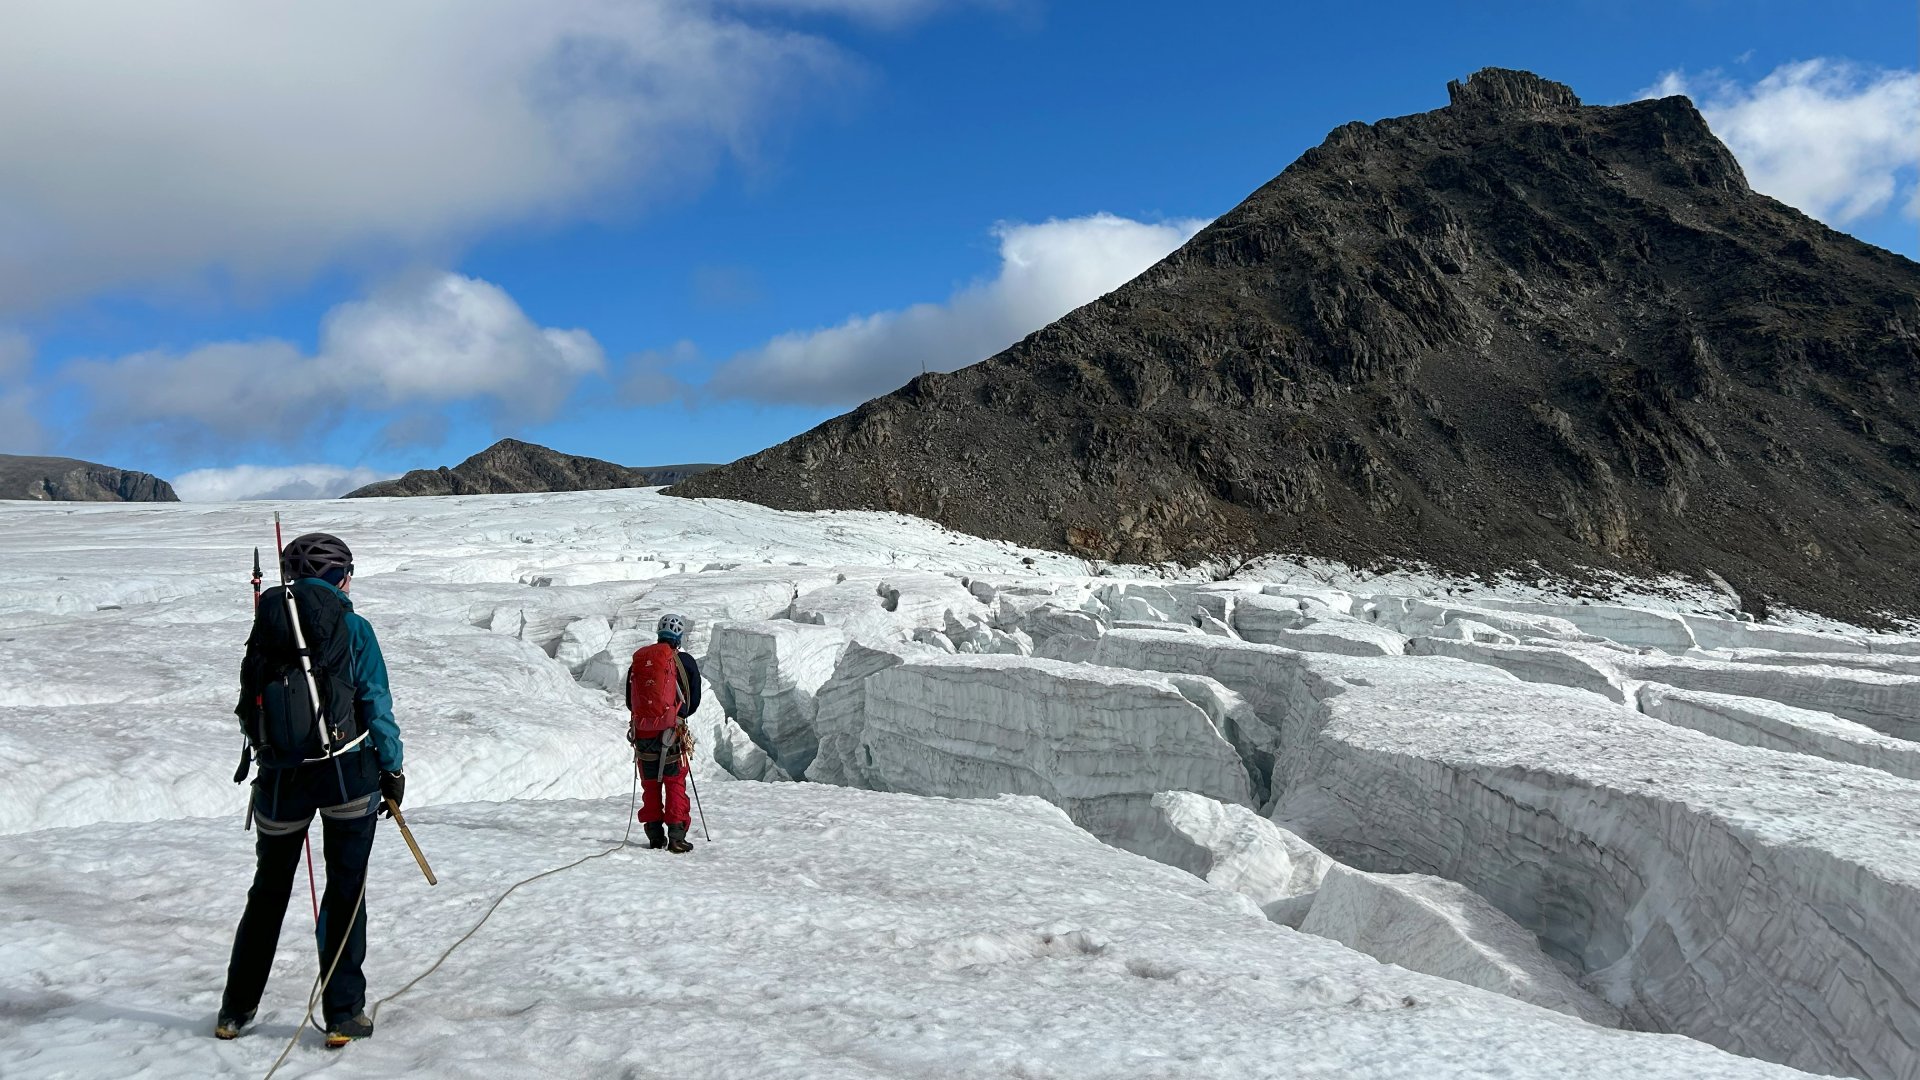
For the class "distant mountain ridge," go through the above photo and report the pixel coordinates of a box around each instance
[0,454,178,502]
[343,439,715,498]
[671,69,1920,624]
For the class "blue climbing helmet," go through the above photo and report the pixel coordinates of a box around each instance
[657,612,689,644]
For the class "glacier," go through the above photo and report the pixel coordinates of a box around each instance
[4,489,1919,1078]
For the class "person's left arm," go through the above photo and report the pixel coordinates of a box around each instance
[348,613,405,773]
[678,652,702,718]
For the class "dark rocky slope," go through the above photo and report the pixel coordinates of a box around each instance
[345,439,714,498]
[0,455,178,502]
[672,69,1920,624]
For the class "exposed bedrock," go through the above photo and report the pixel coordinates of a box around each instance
[702,620,850,778]
[1087,629,1920,1079]
[1637,684,1920,783]
[805,650,1253,855]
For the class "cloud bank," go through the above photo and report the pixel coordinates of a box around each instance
[699,213,1209,407]
[1646,60,1920,225]
[0,0,958,313]
[172,464,398,502]
[70,272,604,444]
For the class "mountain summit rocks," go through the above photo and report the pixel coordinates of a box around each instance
[671,69,1920,624]
[345,439,713,498]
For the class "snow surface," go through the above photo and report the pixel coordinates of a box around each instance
[0,786,1809,1080]
[6,489,1920,1077]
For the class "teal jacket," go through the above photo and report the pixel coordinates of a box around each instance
[300,578,405,773]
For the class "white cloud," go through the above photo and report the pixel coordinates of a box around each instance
[1645,60,1920,224]
[0,0,961,313]
[172,464,398,502]
[69,271,604,443]
[702,213,1209,406]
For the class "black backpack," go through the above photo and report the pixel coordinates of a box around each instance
[237,582,363,768]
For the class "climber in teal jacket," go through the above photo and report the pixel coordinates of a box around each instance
[219,531,404,1048]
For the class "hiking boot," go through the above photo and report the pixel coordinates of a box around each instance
[214,1008,254,1040]
[324,1013,374,1048]
[643,822,667,850]
[666,824,692,854]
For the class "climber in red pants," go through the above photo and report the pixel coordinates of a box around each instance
[626,613,700,853]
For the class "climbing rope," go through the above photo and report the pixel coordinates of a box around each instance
[259,767,643,1080]
[261,875,368,1079]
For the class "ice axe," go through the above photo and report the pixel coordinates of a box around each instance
[385,799,438,886]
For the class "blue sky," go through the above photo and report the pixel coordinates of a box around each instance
[0,0,1914,499]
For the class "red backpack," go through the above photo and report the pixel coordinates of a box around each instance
[628,641,687,738]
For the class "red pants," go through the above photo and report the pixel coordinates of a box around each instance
[639,773,689,825]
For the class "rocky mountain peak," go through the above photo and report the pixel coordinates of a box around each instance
[344,439,714,498]
[0,454,178,502]
[671,69,1920,624]
[1445,67,1582,113]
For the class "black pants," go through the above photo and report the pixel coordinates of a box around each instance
[223,752,379,1026]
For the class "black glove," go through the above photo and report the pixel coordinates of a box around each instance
[378,770,405,816]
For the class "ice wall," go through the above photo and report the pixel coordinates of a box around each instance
[702,620,850,778]
[1637,684,1920,782]
[1087,630,1920,1079]
[807,651,1253,854]
[1300,866,1622,1027]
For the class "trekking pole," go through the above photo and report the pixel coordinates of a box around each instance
[236,548,263,815]
[687,769,710,842]
[385,799,438,886]
[679,728,709,842]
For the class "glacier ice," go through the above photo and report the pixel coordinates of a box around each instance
[1142,792,1618,1026]
[1637,684,1920,782]
[702,619,850,778]
[806,651,1254,854]
[1137,791,1334,926]
[1462,598,1699,652]
[6,488,1920,1077]
[1408,636,1631,702]
[1300,865,1622,1027]
[1087,629,1920,1079]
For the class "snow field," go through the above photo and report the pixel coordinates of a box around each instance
[0,785,1813,1080]
[6,490,1920,1077]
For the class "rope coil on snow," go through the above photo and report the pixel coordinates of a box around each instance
[258,768,643,1080]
